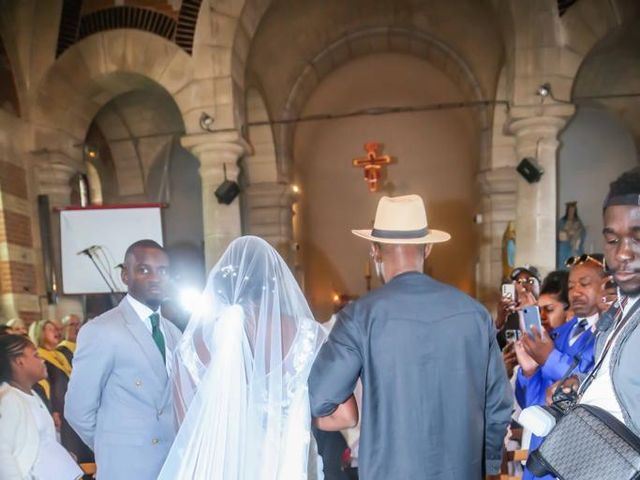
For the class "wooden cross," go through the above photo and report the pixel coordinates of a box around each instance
[352,142,393,192]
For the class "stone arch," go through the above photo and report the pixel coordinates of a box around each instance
[244,86,278,184]
[560,0,624,58]
[502,0,634,107]
[570,10,640,149]
[188,0,257,132]
[34,29,198,152]
[275,27,491,182]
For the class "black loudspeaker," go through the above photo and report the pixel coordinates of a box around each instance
[517,157,544,183]
[215,180,240,204]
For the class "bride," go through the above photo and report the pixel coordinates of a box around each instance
[158,236,329,479]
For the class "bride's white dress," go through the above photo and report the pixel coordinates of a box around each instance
[158,236,326,479]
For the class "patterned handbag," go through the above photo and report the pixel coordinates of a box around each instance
[526,404,640,479]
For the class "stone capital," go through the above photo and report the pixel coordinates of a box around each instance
[181,131,251,157]
[508,115,570,158]
[508,103,575,124]
[508,115,568,139]
[35,153,80,201]
[477,167,518,197]
[181,131,251,181]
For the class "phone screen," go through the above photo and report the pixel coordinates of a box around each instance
[522,306,542,336]
[502,283,516,300]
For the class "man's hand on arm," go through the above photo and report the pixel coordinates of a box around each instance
[314,394,359,431]
[308,310,362,425]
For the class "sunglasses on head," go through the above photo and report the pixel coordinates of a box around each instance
[565,254,604,268]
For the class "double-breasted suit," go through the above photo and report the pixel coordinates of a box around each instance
[65,298,181,480]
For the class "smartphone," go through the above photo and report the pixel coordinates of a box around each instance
[502,283,516,300]
[522,306,542,336]
[505,329,522,344]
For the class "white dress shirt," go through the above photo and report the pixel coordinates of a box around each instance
[126,294,170,371]
[580,296,640,424]
[568,312,599,346]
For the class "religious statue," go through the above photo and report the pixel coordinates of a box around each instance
[557,201,585,269]
[501,221,516,281]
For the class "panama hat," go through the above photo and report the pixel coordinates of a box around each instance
[352,194,451,244]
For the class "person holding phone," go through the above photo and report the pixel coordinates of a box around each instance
[515,259,604,480]
[514,271,570,408]
[496,266,541,350]
[520,255,604,379]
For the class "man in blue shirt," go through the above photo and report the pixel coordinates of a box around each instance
[516,256,605,479]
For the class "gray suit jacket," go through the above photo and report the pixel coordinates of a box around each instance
[593,299,640,436]
[309,272,513,480]
[65,298,182,480]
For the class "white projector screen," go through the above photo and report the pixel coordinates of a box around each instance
[60,205,163,294]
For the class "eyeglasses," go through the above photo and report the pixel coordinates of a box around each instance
[565,254,604,268]
[515,277,537,286]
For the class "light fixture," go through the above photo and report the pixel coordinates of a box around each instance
[536,83,551,98]
[83,144,98,159]
[291,184,300,194]
[199,112,215,132]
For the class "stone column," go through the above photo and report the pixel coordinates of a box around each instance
[36,154,82,319]
[243,182,294,262]
[182,132,249,270]
[508,115,568,276]
[476,167,518,305]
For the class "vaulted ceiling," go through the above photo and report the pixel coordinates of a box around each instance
[246,0,506,120]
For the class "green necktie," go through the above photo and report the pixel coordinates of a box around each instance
[149,312,166,364]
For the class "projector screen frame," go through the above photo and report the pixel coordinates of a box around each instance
[59,203,167,295]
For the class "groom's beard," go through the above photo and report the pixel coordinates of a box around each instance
[374,259,386,285]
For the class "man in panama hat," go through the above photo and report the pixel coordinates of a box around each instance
[309,194,512,480]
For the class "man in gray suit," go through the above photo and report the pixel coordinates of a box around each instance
[309,195,513,480]
[66,240,182,479]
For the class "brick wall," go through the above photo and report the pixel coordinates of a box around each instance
[0,211,33,247]
[0,161,28,199]
[0,159,40,322]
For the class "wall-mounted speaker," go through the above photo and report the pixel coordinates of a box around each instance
[215,180,240,205]
[214,163,240,204]
[517,157,544,183]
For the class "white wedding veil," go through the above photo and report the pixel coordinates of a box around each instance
[159,236,326,479]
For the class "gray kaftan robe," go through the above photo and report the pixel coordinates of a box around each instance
[309,272,512,480]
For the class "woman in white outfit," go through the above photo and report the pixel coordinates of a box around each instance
[0,334,82,480]
[159,236,327,479]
